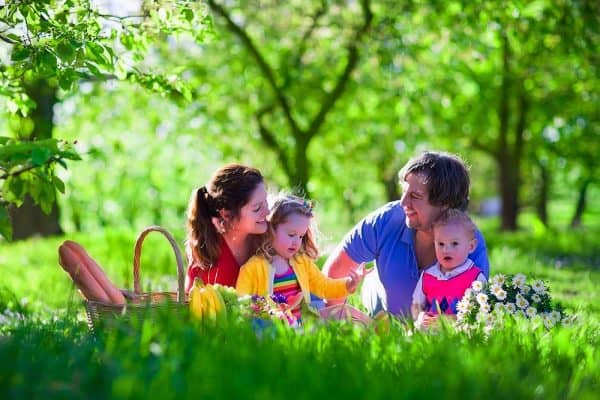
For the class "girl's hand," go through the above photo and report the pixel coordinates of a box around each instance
[345,263,372,293]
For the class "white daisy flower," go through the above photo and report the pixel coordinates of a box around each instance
[457,299,471,314]
[484,325,493,335]
[542,314,555,329]
[480,303,491,314]
[514,310,526,319]
[505,303,516,313]
[471,280,484,292]
[516,293,529,309]
[525,307,537,318]
[512,273,526,289]
[491,274,506,286]
[462,300,474,313]
[476,293,488,306]
[531,280,546,294]
[476,312,489,322]
[493,286,507,301]
[494,303,505,313]
[531,294,541,303]
[522,285,531,294]
[561,315,574,327]
[550,311,562,323]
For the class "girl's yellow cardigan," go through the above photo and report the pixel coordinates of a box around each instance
[236,253,349,305]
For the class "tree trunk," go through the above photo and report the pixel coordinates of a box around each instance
[536,163,550,226]
[570,178,590,228]
[9,79,63,239]
[498,157,519,231]
[9,195,62,240]
[496,32,519,231]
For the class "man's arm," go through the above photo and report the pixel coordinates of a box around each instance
[322,244,360,306]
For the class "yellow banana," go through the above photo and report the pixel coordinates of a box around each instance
[201,288,217,321]
[205,284,226,316]
[213,289,227,316]
[189,278,205,319]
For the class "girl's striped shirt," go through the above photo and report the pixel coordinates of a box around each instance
[273,266,302,319]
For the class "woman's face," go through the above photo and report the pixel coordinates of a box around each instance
[400,173,445,232]
[229,182,269,235]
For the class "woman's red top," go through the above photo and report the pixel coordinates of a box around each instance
[185,240,240,292]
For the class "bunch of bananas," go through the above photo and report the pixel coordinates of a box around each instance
[189,277,227,321]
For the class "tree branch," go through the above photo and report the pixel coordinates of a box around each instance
[208,0,300,134]
[255,106,293,178]
[281,1,328,89]
[0,155,61,181]
[305,0,373,139]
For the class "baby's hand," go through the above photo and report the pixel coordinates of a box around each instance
[345,263,371,293]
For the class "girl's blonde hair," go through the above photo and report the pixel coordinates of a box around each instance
[258,193,319,260]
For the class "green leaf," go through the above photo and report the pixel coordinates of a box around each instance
[31,147,52,166]
[0,207,13,241]
[56,40,76,62]
[87,42,111,67]
[58,72,74,91]
[52,175,66,194]
[84,61,102,77]
[38,48,58,72]
[11,45,31,62]
[6,33,21,42]
[182,8,194,22]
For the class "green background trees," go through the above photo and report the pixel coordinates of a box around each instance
[1,0,598,240]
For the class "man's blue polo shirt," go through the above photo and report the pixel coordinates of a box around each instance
[343,201,490,317]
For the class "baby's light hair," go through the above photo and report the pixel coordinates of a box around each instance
[432,208,476,239]
[257,193,319,260]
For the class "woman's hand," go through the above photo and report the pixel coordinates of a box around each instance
[345,263,372,293]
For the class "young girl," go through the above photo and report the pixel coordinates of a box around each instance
[185,164,269,292]
[411,208,487,326]
[236,194,366,320]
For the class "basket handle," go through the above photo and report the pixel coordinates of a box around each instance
[132,226,185,303]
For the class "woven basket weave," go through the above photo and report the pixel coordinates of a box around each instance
[84,226,188,331]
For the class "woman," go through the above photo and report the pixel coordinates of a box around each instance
[185,164,269,292]
[323,151,490,318]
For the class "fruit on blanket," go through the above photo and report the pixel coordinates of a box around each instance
[188,277,227,321]
[58,243,111,303]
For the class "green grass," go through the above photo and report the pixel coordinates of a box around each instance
[1,222,600,399]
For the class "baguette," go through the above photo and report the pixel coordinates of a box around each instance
[63,241,126,305]
[58,243,111,303]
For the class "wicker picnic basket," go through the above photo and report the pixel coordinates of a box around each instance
[84,226,188,331]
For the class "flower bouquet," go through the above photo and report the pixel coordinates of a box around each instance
[237,293,300,328]
[455,273,573,333]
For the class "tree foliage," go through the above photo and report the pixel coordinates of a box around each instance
[0,0,209,239]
